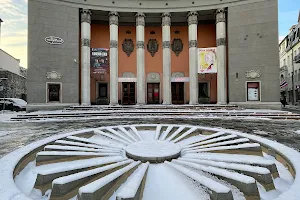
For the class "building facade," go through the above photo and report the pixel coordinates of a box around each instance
[0,49,27,100]
[27,0,280,111]
[279,13,300,104]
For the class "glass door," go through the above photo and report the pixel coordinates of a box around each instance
[147,83,160,104]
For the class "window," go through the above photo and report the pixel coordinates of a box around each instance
[47,83,61,103]
[247,82,260,101]
[295,71,298,81]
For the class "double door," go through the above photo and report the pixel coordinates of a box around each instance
[172,83,184,104]
[122,82,135,105]
[147,83,160,104]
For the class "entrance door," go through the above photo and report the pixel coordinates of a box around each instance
[171,82,184,104]
[198,82,210,104]
[122,83,135,105]
[97,83,108,105]
[147,83,160,104]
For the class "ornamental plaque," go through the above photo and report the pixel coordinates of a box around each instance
[147,39,159,57]
[45,36,64,45]
[46,71,62,80]
[171,38,183,56]
[122,39,134,57]
[245,70,261,79]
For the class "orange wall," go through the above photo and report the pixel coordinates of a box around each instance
[90,23,217,104]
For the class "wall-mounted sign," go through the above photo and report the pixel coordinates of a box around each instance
[247,82,260,101]
[198,48,217,74]
[118,78,137,82]
[45,36,64,45]
[91,48,109,74]
[171,77,190,82]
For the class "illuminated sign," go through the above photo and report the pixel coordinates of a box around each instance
[45,36,64,45]
[171,77,190,82]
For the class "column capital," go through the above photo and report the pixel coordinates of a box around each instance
[80,9,92,24]
[162,12,171,26]
[189,40,197,48]
[110,40,118,48]
[217,38,226,46]
[82,39,90,47]
[187,11,198,25]
[163,41,171,49]
[216,8,226,23]
[136,12,146,26]
[137,41,145,49]
[109,11,119,25]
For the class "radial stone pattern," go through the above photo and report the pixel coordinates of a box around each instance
[11,124,297,200]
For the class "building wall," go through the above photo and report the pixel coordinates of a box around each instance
[0,70,26,99]
[27,0,79,104]
[228,0,280,103]
[0,49,21,75]
[90,23,216,104]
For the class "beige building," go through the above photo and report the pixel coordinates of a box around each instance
[279,12,300,104]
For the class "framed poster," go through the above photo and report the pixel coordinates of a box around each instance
[91,48,109,74]
[247,82,260,101]
[198,48,217,74]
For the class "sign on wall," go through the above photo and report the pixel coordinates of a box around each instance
[45,36,64,45]
[91,48,109,74]
[171,77,190,82]
[198,48,217,74]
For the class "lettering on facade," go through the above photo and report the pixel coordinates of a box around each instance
[122,39,134,57]
[45,36,64,45]
[171,38,183,56]
[147,39,159,57]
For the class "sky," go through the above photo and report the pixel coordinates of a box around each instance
[0,0,299,68]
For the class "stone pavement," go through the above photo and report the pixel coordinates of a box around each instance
[1,117,300,158]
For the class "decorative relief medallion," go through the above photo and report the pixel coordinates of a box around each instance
[163,41,171,49]
[172,72,184,77]
[189,40,197,48]
[46,71,62,80]
[162,12,171,26]
[122,72,135,78]
[137,41,145,49]
[110,40,118,48]
[136,12,145,26]
[216,8,226,24]
[147,39,159,57]
[147,72,160,83]
[217,38,226,46]
[80,9,92,24]
[122,39,134,57]
[82,39,90,47]
[187,11,198,25]
[109,11,119,25]
[171,38,183,56]
[245,70,261,79]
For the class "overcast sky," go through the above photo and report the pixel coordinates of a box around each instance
[0,0,299,68]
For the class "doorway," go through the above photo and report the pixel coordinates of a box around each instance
[122,82,135,105]
[198,82,210,104]
[171,82,184,104]
[147,83,160,104]
[97,83,108,105]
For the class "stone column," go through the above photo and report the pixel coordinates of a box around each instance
[80,9,92,106]
[188,11,199,105]
[109,12,119,105]
[136,13,146,104]
[216,8,227,105]
[162,12,172,104]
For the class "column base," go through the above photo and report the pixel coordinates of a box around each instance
[109,103,119,106]
[81,103,91,106]
[217,102,227,105]
[189,101,199,105]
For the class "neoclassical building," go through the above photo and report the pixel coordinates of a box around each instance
[27,0,280,111]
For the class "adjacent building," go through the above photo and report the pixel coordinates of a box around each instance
[27,0,280,111]
[0,49,27,100]
[279,11,300,104]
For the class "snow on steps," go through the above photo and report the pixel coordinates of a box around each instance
[36,151,121,166]
[94,130,131,145]
[165,161,234,200]
[183,143,263,156]
[44,145,121,153]
[78,161,141,200]
[172,159,260,199]
[182,138,250,152]
[54,140,119,150]
[116,162,149,200]
[183,133,236,149]
[50,160,133,200]
[178,157,275,190]
[183,153,279,177]
[66,136,124,149]
[34,157,127,194]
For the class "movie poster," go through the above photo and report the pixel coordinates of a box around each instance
[198,48,217,74]
[91,48,109,74]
